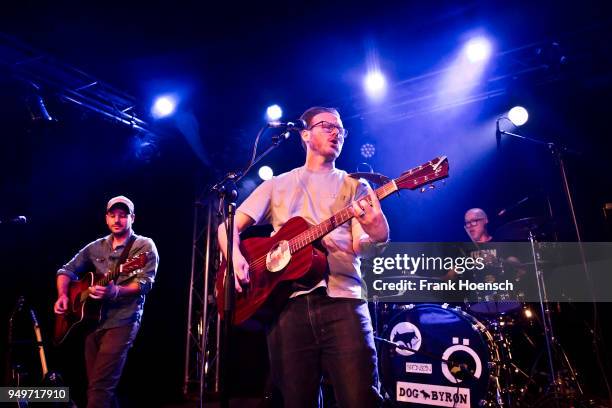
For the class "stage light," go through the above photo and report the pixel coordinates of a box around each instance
[133,132,159,162]
[21,81,54,123]
[135,140,159,162]
[439,36,492,97]
[258,166,274,181]
[360,143,376,159]
[151,95,177,119]
[26,94,54,122]
[508,106,528,126]
[266,104,283,121]
[464,37,492,63]
[364,70,387,99]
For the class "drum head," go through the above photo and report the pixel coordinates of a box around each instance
[380,304,499,407]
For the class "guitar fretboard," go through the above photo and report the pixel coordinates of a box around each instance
[94,252,148,286]
[288,181,398,254]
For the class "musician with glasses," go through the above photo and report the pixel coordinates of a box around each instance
[445,208,507,279]
[464,208,492,244]
[444,208,526,311]
[218,106,389,407]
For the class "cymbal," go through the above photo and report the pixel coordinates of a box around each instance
[495,216,554,241]
[348,172,391,186]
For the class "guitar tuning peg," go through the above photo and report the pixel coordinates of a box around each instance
[420,187,426,193]
[429,184,435,189]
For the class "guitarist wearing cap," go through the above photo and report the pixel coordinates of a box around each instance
[53,195,159,408]
[218,107,390,408]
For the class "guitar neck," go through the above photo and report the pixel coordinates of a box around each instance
[288,180,398,254]
[93,251,148,286]
[95,268,121,286]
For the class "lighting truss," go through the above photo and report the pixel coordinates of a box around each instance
[0,33,156,135]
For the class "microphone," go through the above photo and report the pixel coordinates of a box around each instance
[498,196,529,216]
[268,119,307,131]
[0,216,28,225]
[496,119,501,149]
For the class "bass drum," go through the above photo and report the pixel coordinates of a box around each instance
[379,304,502,407]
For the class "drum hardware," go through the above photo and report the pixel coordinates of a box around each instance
[377,304,504,407]
[494,216,555,242]
[374,336,479,383]
[527,230,584,399]
[372,298,581,406]
[371,223,586,405]
[498,122,611,405]
[370,276,446,338]
[462,252,528,317]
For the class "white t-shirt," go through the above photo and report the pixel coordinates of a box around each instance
[237,166,369,299]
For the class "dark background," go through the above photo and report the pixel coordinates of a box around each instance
[1,1,611,406]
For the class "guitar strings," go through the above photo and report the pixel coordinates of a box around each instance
[244,164,440,272]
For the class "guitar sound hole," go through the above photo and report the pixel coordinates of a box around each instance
[266,240,291,272]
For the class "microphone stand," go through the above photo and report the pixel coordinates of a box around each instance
[497,125,608,403]
[209,128,291,408]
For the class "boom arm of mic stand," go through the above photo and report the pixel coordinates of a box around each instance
[499,129,548,146]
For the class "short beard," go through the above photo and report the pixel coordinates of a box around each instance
[112,228,130,239]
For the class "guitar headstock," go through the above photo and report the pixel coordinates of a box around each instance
[394,156,449,191]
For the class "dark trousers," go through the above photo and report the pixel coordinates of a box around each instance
[84,323,139,408]
[266,288,382,408]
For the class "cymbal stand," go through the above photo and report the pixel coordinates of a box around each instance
[528,231,557,391]
[528,231,583,401]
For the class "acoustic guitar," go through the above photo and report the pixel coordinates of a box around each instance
[216,156,449,324]
[53,251,150,345]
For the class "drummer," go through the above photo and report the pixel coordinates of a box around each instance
[443,208,526,282]
[464,208,492,244]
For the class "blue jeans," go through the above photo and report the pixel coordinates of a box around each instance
[267,288,382,408]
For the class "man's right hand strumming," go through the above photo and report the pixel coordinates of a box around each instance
[233,251,250,293]
[54,274,71,314]
[217,210,256,294]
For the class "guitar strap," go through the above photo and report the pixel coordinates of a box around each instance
[114,234,137,280]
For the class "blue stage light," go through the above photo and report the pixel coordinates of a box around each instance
[151,95,177,119]
[364,70,387,99]
[258,166,274,181]
[266,104,283,121]
[360,143,376,159]
[508,106,528,126]
[464,37,492,63]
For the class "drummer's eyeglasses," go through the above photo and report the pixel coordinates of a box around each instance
[464,218,485,227]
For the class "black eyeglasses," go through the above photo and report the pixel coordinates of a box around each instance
[308,120,348,138]
[464,218,485,227]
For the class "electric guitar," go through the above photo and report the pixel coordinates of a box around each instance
[216,156,449,324]
[53,251,149,345]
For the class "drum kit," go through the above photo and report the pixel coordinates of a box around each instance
[373,217,590,407]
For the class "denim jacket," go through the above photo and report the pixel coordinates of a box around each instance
[57,231,159,329]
